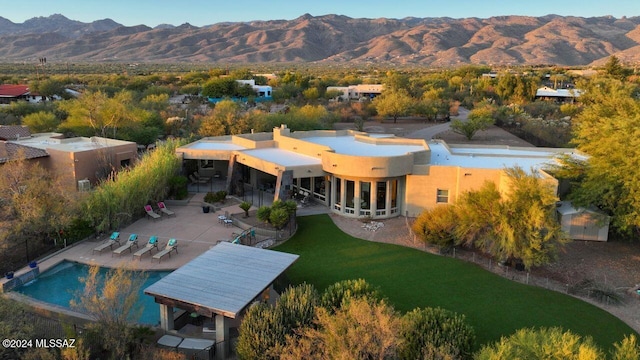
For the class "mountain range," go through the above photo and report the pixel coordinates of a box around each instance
[0,13,639,66]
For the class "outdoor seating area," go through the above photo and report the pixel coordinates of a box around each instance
[145,202,177,220]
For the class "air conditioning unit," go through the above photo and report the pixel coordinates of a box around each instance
[78,179,91,192]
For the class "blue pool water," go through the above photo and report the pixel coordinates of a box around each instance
[15,261,172,325]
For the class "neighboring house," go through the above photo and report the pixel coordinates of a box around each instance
[0,126,49,165]
[0,125,32,141]
[0,141,49,165]
[8,132,137,190]
[535,86,583,102]
[327,84,385,101]
[0,84,63,105]
[177,125,579,219]
[0,84,30,105]
[557,201,610,242]
[235,79,272,99]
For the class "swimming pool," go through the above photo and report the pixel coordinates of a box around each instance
[15,261,172,325]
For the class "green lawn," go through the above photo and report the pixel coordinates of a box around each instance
[274,215,636,350]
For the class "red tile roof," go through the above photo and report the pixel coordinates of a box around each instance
[0,84,30,97]
[0,125,31,141]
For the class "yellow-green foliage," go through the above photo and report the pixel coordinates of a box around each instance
[83,139,182,231]
[475,327,605,360]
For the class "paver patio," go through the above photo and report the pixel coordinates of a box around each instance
[35,194,245,273]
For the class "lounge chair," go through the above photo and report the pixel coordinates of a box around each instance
[112,234,139,256]
[145,205,161,220]
[93,232,121,254]
[189,174,208,185]
[194,172,211,182]
[133,235,159,260]
[157,202,175,217]
[152,238,178,263]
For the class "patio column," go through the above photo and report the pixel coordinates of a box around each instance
[159,304,174,331]
[215,315,230,360]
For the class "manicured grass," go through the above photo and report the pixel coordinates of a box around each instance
[275,215,636,350]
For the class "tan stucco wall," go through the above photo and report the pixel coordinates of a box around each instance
[404,166,559,217]
[322,151,416,178]
[44,143,137,189]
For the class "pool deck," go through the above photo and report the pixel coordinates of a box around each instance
[35,193,245,273]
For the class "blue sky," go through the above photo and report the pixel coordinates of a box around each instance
[2,0,638,27]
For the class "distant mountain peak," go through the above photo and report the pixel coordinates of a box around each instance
[0,13,638,66]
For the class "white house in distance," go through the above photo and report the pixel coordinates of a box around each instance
[535,86,583,102]
[327,84,385,101]
[236,80,272,99]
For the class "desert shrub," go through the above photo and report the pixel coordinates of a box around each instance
[269,208,289,229]
[204,190,227,203]
[257,206,271,223]
[167,175,188,200]
[412,205,458,247]
[240,201,252,216]
[236,284,318,360]
[523,101,560,119]
[320,278,381,311]
[476,327,604,360]
[399,307,475,360]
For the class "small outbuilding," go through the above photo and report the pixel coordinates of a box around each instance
[557,201,610,242]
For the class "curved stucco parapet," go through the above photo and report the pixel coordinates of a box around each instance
[321,151,417,178]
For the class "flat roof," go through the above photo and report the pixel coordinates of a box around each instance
[183,140,246,151]
[242,148,321,167]
[428,142,572,171]
[12,133,132,152]
[144,242,299,319]
[304,135,425,157]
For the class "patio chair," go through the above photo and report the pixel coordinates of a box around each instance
[133,235,159,260]
[152,238,178,263]
[145,205,161,220]
[157,202,175,217]
[112,234,139,256]
[194,172,211,182]
[92,232,121,254]
[189,174,208,185]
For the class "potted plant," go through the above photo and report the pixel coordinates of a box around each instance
[240,202,252,218]
[202,205,210,213]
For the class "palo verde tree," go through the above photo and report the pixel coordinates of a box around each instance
[450,102,495,140]
[560,79,640,237]
[414,167,569,269]
[0,150,81,272]
[476,327,640,360]
[374,88,414,123]
[71,265,148,360]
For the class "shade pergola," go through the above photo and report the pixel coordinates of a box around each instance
[144,242,299,359]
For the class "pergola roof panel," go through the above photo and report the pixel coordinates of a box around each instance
[144,242,298,319]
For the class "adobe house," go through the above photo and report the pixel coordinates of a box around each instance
[9,132,138,190]
[177,125,580,218]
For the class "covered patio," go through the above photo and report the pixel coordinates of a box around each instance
[144,242,299,359]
